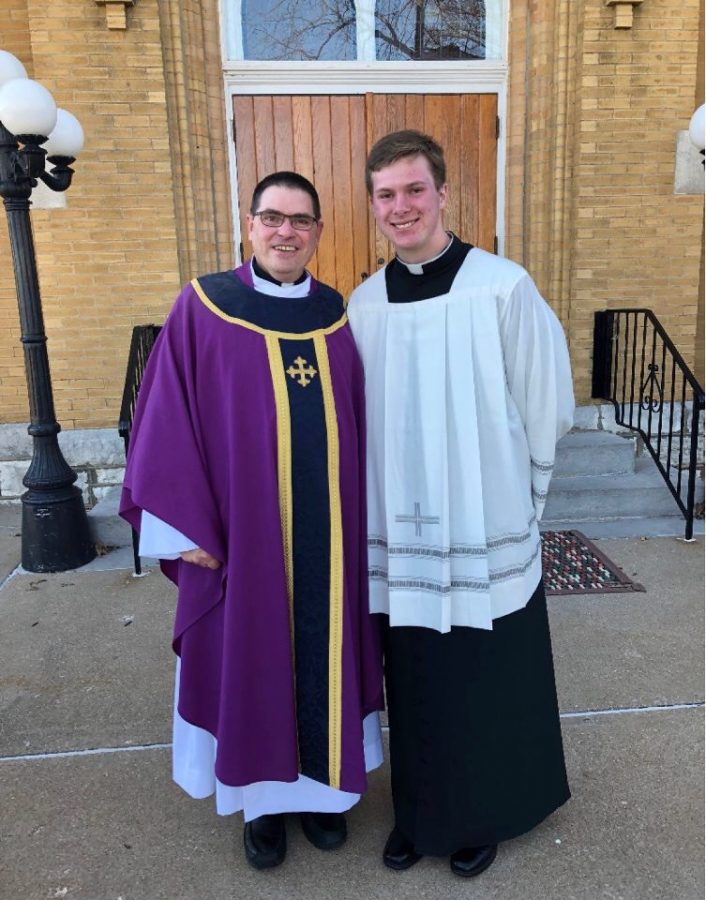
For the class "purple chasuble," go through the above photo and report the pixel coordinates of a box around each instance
[120,265,383,792]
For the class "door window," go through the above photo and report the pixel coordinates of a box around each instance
[375,1,489,61]
[240,0,357,60]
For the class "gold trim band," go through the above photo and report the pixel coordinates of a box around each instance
[314,332,344,790]
[265,334,295,657]
[191,278,348,339]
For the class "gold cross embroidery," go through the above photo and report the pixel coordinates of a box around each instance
[286,355,318,387]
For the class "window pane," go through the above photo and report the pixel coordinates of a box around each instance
[242,0,357,60]
[375,0,489,61]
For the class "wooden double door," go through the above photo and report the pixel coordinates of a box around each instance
[233,93,497,298]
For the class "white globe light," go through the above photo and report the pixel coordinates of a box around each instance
[0,50,27,87]
[44,109,84,158]
[688,104,705,152]
[0,77,57,139]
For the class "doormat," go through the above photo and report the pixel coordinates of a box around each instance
[541,530,645,596]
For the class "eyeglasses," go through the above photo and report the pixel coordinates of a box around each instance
[252,210,319,232]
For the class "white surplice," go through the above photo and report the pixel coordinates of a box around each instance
[347,247,575,634]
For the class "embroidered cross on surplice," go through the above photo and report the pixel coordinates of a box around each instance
[395,501,440,537]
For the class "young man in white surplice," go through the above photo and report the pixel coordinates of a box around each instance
[346,131,574,879]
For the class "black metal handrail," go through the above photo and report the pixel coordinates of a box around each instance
[118,324,162,574]
[592,309,704,540]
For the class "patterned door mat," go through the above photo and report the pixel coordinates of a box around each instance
[541,530,646,596]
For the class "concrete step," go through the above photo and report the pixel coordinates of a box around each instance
[91,437,696,546]
[87,485,131,548]
[539,515,703,540]
[554,430,636,478]
[544,458,681,523]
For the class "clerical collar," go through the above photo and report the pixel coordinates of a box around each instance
[252,256,308,287]
[385,234,473,303]
[395,232,455,275]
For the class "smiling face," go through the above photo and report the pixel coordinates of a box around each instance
[247,185,323,283]
[369,154,449,264]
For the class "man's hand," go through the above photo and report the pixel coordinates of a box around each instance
[180,548,221,569]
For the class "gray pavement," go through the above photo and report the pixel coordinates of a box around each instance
[0,505,703,900]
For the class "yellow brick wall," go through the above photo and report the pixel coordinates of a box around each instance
[3,0,32,67]
[508,0,703,403]
[0,0,181,429]
[158,0,234,282]
[506,0,583,330]
[569,0,703,402]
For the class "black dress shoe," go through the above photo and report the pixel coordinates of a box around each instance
[243,814,286,869]
[449,843,497,877]
[383,827,422,870]
[300,812,347,850]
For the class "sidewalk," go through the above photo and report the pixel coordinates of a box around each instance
[0,505,703,900]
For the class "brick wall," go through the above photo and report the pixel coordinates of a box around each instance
[158,0,234,282]
[0,0,181,429]
[570,0,703,402]
[507,0,704,403]
[2,0,32,69]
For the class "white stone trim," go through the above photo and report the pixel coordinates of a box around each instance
[220,0,243,60]
[356,0,375,62]
[223,60,507,92]
[224,83,244,267]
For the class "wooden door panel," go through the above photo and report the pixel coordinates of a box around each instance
[232,92,497,296]
[476,96,498,252]
[364,93,498,263]
[291,96,314,183]
[234,94,371,299]
[253,96,276,176]
[348,97,372,284]
[365,94,398,272]
[271,96,294,171]
[459,94,481,245]
[330,97,356,295]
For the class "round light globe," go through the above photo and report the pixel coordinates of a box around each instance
[0,77,57,139]
[0,51,27,87]
[688,104,705,152]
[44,109,84,158]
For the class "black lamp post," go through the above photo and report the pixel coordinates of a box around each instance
[0,51,95,572]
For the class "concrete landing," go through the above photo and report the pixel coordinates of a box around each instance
[0,532,703,900]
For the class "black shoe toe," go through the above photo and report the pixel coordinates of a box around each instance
[243,814,286,869]
[449,843,497,877]
[300,812,347,850]
[383,827,422,871]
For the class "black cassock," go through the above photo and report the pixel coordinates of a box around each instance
[382,237,570,856]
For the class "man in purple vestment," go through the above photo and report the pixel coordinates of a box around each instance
[120,172,384,870]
